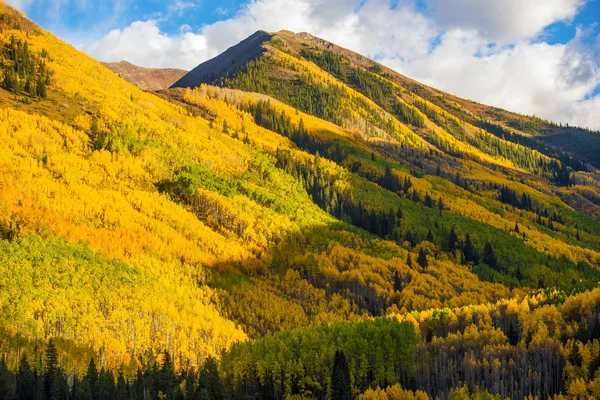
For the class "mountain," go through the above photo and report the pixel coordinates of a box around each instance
[171,30,271,88]
[175,30,600,170]
[1,2,600,398]
[103,60,186,91]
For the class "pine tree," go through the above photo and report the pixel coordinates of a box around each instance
[158,351,177,399]
[463,233,478,264]
[393,270,402,292]
[516,268,524,281]
[0,358,15,400]
[44,339,59,400]
[98,368,115,400]
[16,355,35,400]
[116,372,128,400]
[569,343,583,367]
[404,230,416,248]
[426,229,435,244]
[417,248,428,269]
[86,358,99,400]
[424,192,434,208]
[198,357,224,400]
[482,242,498,269]
[448,226,458,253]
[331,350,351,400]
[36,74,47,99]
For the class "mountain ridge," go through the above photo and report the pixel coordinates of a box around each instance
[103,60,187,91]
[1,3,600,397]
[171,30,272,88]
[173,29,600,169]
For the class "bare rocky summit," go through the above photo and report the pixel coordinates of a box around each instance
[103,60,187,91]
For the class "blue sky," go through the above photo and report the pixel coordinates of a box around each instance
[7,0,600,129]
[15,0,600,47]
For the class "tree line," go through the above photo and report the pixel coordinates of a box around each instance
[1,35,49,99]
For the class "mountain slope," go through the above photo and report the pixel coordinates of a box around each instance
[172,30,271,89]
[102,60,186,91]
[0,3,518,367]
[2,3,600,398]
[176,30,600,170]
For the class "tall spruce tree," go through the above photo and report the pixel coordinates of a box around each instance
[463,233,478,264]
[483,242,498,269]
[331,350,351,400]
[44,340,59,400]
[417,248,428,269]
[16,355,35,400]
[86,358,99,400]
[0,358,15,400]
[448,227,458,253]
[198,357,224,400]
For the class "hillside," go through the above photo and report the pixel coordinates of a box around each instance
[1,2,600,398]
[103,60,186,91]
[176,30,600,170]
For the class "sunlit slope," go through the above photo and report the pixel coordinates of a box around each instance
[171,31,600,291]
[0,3,531,370]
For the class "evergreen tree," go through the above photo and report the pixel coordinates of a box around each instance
[569,343,583,367]
[482,242,498,269]
[404,230,416,248]
[463,233,478,264]
[393,270,402,292]
[331,351,351,400]
[516,268,524,281]
[0,358,15,400]
[448,227,458,253]
[198,357,224,400]
[417,248,428,269]
[426,229,435,244]
[36,74,47,99]
[98,369,115,400]
[590,352,600,380]
[116,372,128,400]
[86,358,99,400]
[44,339,59,400]
[16,355,35,400]
[158,351,177,399]
[424,192,434,208]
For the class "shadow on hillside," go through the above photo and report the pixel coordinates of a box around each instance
[204,221,400,337]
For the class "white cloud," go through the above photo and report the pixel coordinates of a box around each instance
[383,29,600,128]
[4,0,34,10]
[80,0,600,129]
[85,20,212,69]
[424,0,585,43]
[169,0,197,16]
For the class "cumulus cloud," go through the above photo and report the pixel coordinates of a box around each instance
[68,0,600,129]
[383,29,600,128]
[423,0,585,42]
[85,20,212,69]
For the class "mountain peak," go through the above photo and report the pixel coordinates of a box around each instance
[172,29,272,88]
[103,60,187,91]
